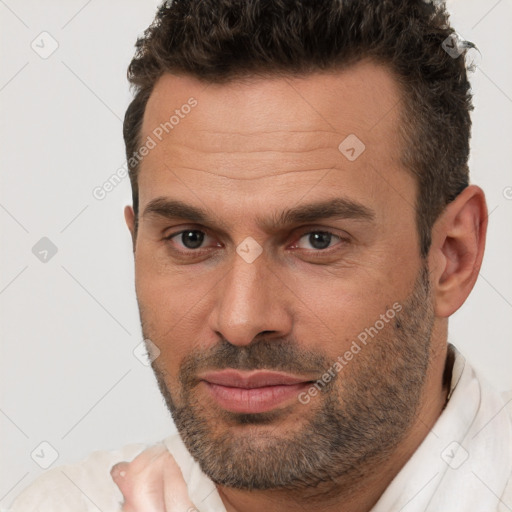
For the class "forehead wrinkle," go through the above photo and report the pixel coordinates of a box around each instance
[165,145,337,155]
[191,128,340,135]
[167,165,339,181]
[163,131,344,155]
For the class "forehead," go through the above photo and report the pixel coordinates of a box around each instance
[137,60,411,219]
[142,60,403,147]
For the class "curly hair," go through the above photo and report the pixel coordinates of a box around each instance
[123,0,476,256]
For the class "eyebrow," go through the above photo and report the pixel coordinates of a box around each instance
[142,196,375,231]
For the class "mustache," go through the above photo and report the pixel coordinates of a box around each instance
[177,337,330,386]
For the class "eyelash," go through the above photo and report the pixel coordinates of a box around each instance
[162,228,349,256]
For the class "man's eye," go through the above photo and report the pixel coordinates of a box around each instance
[165,230,210,250]
[294,231,344,251]
[164,229,347,254]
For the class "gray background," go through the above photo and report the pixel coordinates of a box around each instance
[1,0,511,507]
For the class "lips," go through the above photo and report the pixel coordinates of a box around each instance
[198,370,315,414]
[200,369,313,388]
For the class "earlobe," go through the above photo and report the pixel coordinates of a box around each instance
[124,205,136,252]
[429,185,488,318]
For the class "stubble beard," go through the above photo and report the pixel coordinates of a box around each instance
[145,264,434,492]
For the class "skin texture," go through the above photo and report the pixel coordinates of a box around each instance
[114,59,488,512]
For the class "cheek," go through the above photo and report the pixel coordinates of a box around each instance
[134,255,221,376]
[134,245,210,324]
[288,270,407,362]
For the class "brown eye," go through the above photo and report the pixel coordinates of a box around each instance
[179,230,205,249]
[296,231,342,251]
[165,229,210,251]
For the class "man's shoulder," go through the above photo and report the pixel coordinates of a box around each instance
[7,438,172,512]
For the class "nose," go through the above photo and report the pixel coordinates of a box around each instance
[208,248,293,347]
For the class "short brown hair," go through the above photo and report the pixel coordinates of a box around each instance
[124,0,476,256]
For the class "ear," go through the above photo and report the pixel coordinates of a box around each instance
[124,205,136,252]
[428,185,488,318]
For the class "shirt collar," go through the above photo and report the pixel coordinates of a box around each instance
[370,344,512,512]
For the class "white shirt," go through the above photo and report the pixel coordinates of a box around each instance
[8,346,512,512]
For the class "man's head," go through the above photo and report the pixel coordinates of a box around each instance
[124,0,476,256]
[122,0,487,499]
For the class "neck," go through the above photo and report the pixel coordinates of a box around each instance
[216,343,451,512]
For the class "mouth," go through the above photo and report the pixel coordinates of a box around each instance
[198,369,315,414]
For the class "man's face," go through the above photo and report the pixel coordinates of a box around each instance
[127,60,436,489]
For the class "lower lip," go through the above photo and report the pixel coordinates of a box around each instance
[203,381,311,414]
